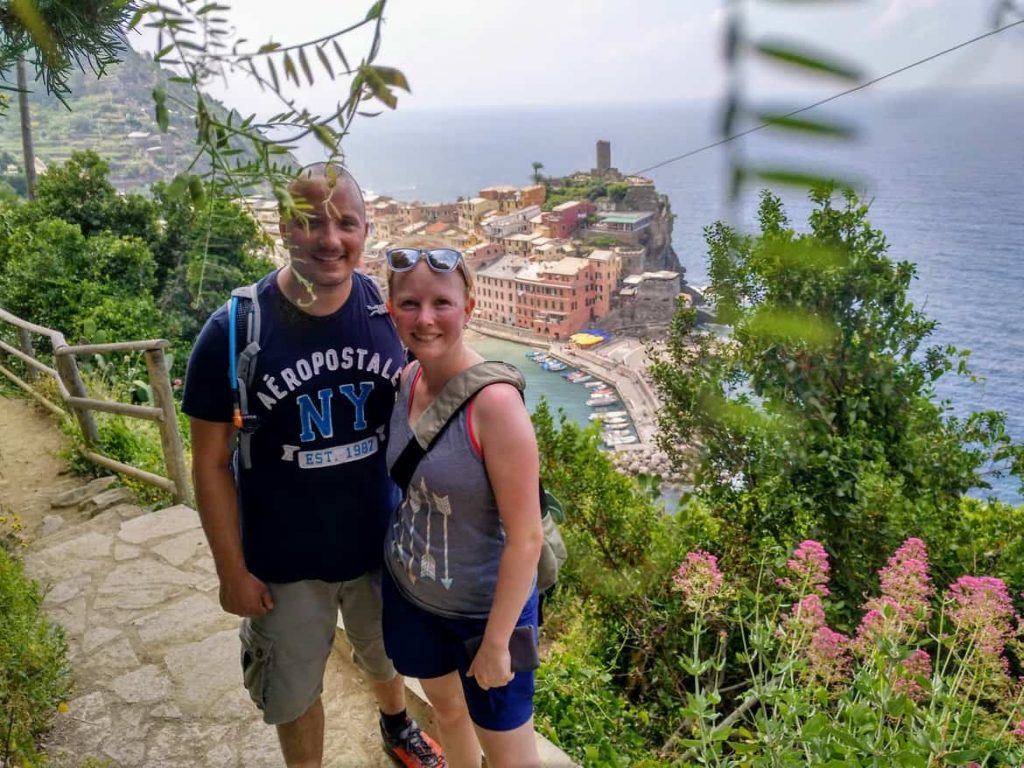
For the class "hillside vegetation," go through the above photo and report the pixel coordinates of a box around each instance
[0,46,284,191]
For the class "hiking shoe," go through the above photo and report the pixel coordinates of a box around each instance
[380,716,446,768]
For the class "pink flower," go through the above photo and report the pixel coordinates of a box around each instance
[946,575,1016,676]
[893,649,932,702]
[790,594,826,634]
[778,593,850,688]
[854,539,934,651]
[1013,719,1024,740]
[672,551,724,609]
[779,540,831,598]
[877,538,933,624]
[807,626,851,687]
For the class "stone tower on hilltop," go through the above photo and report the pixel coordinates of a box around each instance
[592,139,622,180]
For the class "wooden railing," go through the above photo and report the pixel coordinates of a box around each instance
[0,307,193,505]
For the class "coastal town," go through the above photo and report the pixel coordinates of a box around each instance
[245,142,696,479]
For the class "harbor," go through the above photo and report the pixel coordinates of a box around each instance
[467,321,684,487]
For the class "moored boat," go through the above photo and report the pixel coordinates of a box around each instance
[588,410,628,421]
[604,434,638,447]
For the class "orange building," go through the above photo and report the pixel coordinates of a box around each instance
[519,184,546,208]
[513,253,617,340]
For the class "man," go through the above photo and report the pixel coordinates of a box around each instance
[183,163,444,768]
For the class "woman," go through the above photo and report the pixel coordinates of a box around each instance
[382,236,544,768]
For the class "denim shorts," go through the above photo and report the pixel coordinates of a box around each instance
[381,568,538,732]
[240,570,397,725]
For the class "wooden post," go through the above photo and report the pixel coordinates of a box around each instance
[145,348,193,506]
[55,352,100,445]
[15,57,37,200]
[16,327,37,381]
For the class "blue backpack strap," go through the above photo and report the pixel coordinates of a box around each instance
[228,282,262,469]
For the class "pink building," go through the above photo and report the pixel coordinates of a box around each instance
[464,242,505,271]
[541,200,595,239]
[476,255,528,326]
[513,254,613,340]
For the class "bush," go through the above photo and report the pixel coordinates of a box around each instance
[0,540,72,766]
[535,603,648,766]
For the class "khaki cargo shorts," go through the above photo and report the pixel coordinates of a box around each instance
[239,568,396,725]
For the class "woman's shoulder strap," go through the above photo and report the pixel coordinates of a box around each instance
[411,361,524,448]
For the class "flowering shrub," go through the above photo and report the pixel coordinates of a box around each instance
[660,538,1024,766]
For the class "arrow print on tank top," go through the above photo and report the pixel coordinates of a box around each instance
[434,491,453,590]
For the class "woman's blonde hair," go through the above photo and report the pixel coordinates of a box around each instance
[386,235,476,298]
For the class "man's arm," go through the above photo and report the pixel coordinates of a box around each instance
[190,417,274,617]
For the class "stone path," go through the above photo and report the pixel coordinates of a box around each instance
[4,394,577,767]
[25,501,415,767]
[0,397,412,767]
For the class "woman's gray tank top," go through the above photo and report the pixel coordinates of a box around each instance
[385,363,505,619]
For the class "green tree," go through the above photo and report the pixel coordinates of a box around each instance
[34,149,157,239]
[650,187,1023,606]
[0,0,133,107]
[531,160,544,184]
[0,216,88,332]
[155,188,271,351]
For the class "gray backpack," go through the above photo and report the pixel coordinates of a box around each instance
[390,360,567,594]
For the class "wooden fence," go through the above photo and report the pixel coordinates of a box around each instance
[0,307,193,505]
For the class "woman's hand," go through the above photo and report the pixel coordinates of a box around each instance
[467,637,514,690]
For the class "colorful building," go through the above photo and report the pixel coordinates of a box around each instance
[475,255,528,326]
[481,205,542,239]
[541,200,595,239]
[457,196,498,230]
[513,253,616,340]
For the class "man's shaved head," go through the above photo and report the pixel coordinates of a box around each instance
[286,162,366,222]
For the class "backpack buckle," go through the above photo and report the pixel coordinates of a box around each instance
[232,408,261,434]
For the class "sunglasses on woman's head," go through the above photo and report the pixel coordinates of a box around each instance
[386,247,464,273]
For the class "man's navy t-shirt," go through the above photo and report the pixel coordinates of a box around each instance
[182,270,404,584]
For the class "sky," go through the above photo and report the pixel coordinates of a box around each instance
[131,0,1024,117]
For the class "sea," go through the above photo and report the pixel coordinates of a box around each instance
[296,87,1024,504]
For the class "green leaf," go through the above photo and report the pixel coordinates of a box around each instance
[266,57,280,91]
[312,124,337,151]
[754,40,862,81]
[298,48,314,86]
[370,65,410,92]
[315,46,335,80]
[943,752,983,765]
[365,0,385,20]
[195,2,230,14]
[283,53,299,86]
[755,111,854,138]
[332,40,351,73]
[152,87,169,132]
[258,42,281,54]
[188,176,206,206]
[361,65,397,109]
[128,4,159,31]
[748,165,858,193]
[167,173,189,200]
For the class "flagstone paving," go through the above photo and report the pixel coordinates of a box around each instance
[25,501,410,767]
[4,396,574,767]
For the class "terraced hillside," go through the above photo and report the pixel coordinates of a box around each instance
[0,47,279,192]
